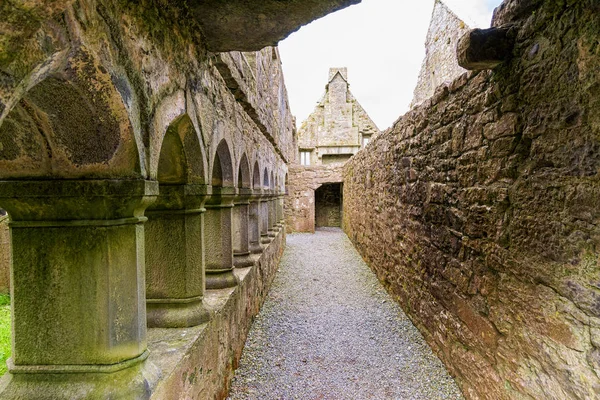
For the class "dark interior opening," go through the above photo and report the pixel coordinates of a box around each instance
[315,182,343,228]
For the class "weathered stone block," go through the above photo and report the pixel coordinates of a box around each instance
[457,26,517,70]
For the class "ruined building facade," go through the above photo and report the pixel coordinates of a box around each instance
[285,68,380,232]
[411,0,470,108]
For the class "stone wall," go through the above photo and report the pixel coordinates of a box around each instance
[411,0,470,108]
[285,164,344,232]
[344,0,600,398]
[0,215,9,295]
[297,68,379,165]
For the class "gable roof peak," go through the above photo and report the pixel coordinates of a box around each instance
[328,67,348,83]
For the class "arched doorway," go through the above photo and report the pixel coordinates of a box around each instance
[314,182,343,228]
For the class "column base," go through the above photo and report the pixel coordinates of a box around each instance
[261,234,272,244]
[249,242,263,254]
[0,359,160,400]
[205,269,238,290]
[146,298,210,328]
[233,252,255,268]
[268,229,277,238]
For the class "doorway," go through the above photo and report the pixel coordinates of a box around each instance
[315,183,343,228]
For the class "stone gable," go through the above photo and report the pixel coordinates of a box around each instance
[411,0,470,108]
[297,68,380,166]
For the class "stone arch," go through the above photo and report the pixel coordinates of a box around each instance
[238,153,251,189]
[157,114,206,184]
[252,160,261,189]
[212,139,234,187]
[0,48,141,179]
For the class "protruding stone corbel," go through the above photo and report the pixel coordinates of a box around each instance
[457,25,517,70]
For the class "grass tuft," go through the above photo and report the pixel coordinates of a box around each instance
[0,294,11,376]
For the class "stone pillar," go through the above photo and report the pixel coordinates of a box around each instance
[204,186,238,289]
[259,190,271,245]
[0,180,157,384]
[144,184,211,328]
[267,190,277,237]
[232,188,254,268]
[277,191,285,226]
[248,190,263,254]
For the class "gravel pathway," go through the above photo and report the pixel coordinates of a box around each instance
[228,228,464,400]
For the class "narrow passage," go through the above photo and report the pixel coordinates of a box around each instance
[228,228,463,400]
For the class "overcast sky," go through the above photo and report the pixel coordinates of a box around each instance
[279,0,502,131]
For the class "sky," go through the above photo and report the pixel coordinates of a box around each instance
[279,0,502,131]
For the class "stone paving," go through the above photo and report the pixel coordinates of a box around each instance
[228,228,463,400]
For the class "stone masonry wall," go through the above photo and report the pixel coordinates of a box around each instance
[285,164,343,232]
[344,1,600,399]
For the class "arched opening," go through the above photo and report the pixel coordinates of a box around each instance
[315,182,343,228]
[0,49,141,180]
[212,139,234,187]
[252,161,261,189]
[285,173,289,195]
[146,114,209,328]
[238,154,251,189]
[263,168,270,189]
[157,115,205,185]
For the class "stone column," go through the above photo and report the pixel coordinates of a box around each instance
[277,191,285,226]
[259,189,271,245]
[248,190,263,254]
[0,180,157,381]
[204,186,238,289]
[267,190,277,237]
[232,188,254,268]
[144,184,211,328]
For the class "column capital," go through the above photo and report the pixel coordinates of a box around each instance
[147,183,211,213]
[205,186,236,207]
[233,187,253,205]
[0,179,158,221]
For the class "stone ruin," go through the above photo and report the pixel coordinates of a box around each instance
[411,0,471,108]
[286,67,380,232]
[0,0,598,399]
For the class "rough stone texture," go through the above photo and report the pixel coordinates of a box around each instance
[0,1,292,182]
[411,0,470,108]
[0,215,8,295]
[457,26,517,71]
[343,1,600,399]
[297,68,379,166]
[188,0,362,52]
[284,164,344,233]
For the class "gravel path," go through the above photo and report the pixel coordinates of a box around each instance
[228,228,464,400]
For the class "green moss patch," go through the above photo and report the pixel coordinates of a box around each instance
[0,294,10,376]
